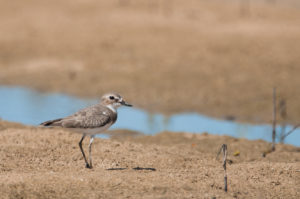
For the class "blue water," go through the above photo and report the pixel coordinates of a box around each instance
[0,86,299,146]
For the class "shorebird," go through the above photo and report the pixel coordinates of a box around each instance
[40,93,132,169]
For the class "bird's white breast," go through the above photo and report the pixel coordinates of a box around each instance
[106,104,117,113]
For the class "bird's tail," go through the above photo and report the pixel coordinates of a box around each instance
[40,118,63,126]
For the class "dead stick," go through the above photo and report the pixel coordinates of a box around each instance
[272,88,277,151]
[279,99,287,143]
[217,144,228,192]
[223,144,228,192]
[281,124,300,140]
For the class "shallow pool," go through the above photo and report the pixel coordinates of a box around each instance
[0,86,299,146]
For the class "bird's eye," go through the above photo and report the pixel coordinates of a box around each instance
[109,96,115,100]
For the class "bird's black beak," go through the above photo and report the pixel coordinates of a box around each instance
[121,100,132,107]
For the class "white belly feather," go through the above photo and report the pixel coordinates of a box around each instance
[68,122,112,136]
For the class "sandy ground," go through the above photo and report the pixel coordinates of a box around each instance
[0,0,300,124]
[0,120,299,198]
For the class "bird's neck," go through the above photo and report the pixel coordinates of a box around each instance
[106,104,117,113]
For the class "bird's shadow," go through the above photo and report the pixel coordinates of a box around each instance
[106,167,156,171]
[132,167,156,171]
[106,168,127,171]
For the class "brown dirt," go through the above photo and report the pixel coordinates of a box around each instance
[0,120,299,198]
[0,0,300,124]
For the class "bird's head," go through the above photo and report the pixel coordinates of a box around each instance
[101,93,132,109]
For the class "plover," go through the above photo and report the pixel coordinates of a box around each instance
[40,93,132,169]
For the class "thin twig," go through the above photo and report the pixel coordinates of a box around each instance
[272,88,277,151]
[281,124,300,140]
[216,145,223,160]
[217,144,228,192]
[279,99,287,143]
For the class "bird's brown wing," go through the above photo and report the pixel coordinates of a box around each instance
[40,105,112,129]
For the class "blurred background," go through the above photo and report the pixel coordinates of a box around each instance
[0,0,300,124]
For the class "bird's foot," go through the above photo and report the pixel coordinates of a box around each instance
[85,163,93,169]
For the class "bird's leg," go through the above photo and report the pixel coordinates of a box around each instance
[88,135,95,169]
[79,135,90,168]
